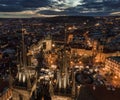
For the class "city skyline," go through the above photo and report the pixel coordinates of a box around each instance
[0,0,120,18]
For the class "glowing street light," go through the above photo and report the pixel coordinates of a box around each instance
[52,44,55,47]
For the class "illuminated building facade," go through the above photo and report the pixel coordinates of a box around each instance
[104,56,120,86]
[12,67,37,100]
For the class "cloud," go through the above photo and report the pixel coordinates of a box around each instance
[51,0,84,7]
[0,0,51,12]
[0,0,120,17]
[21,0,50,8]
[110,11,120,15]
[0,5,24,12]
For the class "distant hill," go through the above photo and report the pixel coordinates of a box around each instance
[29,16,96,23]
[0,16,119,23]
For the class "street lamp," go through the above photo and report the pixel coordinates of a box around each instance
[52,44,55,48]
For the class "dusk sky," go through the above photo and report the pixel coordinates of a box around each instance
[0,0,120,18]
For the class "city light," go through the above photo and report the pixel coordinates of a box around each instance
[0,16,120,100]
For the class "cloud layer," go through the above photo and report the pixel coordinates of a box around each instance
[0,0,120,17]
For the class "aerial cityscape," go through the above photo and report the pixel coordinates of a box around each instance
[0,0,120,100]
[0,16,120,100]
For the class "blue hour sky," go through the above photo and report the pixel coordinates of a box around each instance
[0,0,119,18]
